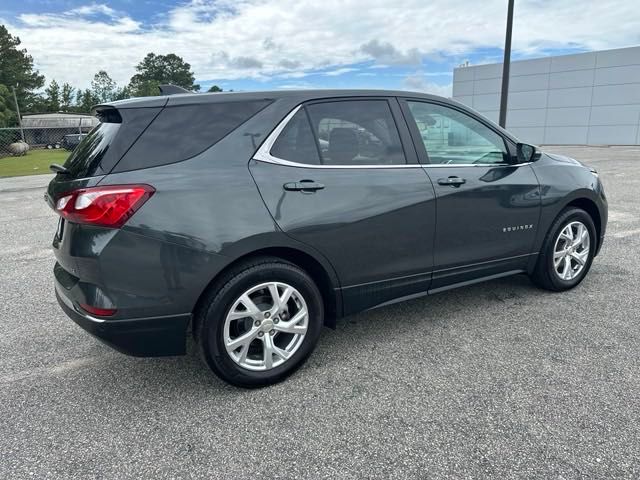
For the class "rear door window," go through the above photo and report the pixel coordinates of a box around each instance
[270,109,321,165]
[268,100,407,166]
[306,100,406,166]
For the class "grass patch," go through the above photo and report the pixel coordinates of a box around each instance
[0,149,70,178]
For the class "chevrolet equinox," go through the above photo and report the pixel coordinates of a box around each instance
[46,90,608,387]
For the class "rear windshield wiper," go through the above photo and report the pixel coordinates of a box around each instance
[50,164,70,175]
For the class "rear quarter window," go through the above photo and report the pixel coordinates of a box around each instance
[113,100,271,172]
[61,106,162,178]
[62,121,120,178]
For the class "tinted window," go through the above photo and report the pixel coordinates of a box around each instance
[306,100,406,165]
[114,100,271,172]
[407,101,508,165]
[270,109,320,164]
[62,110,122,178]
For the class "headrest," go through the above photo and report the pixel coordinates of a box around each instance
[328,128,358,164]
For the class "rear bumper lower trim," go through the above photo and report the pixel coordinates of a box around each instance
[55,285,190,357]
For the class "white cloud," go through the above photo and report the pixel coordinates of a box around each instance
[69,4,118,18]
[323,67,359,76]
[4,0,640,89]
[403,73,452,97]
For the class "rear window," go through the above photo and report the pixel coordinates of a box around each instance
[61,107,160,178]
[62,114,121,178]
[113,100,271,172]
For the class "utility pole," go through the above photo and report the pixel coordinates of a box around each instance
[498,0,515,128]
[11,86,25,142]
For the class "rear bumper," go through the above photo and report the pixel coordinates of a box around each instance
[55,284,190,357]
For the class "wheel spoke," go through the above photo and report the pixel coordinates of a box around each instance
[227,310,253,321]
[554,256,564,268]
[272,344,291,361]
[238,293,262,319]
[560,226,573,243]
[226,327,259,353]
[267,283,281,310]
[274,308,308,334]
[562,256,572,280]
[279,286,294,309]
[267,283,294,314]
[570,249,588,266]
[262,333,274,369]
[275,324,307,335]
[554,249,565,267]
[237,343,249,363]
[578,228,589,247]
[572,224,585,247]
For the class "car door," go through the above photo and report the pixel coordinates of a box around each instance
[250,98,436,313]
[400,99,541,290]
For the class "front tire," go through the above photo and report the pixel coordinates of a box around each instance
[194,257,324,388]
[530,207,597,291]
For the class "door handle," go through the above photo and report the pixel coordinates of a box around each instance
[438,176,466,187]
[283,180,325,192]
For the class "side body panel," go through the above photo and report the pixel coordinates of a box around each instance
[527,153,608,265]
[396,96,542,290]
[250,161,437,314]
[424,164,541,289]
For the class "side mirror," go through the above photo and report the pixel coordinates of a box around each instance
[516,143,540,164]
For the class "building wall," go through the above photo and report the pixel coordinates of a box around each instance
[452,46,640,145]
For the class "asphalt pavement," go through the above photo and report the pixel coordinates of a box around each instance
[1,146,639,479]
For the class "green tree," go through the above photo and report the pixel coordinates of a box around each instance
[113,86,130,101]
[0,25,45,111]
[129,79,160,97]
[0,84,16,127]
[44,79,60,112]
[128,53,199,96]
[91,70,117,103]
[61,82,75,111]
[207,85,223,92]
[75,89,98,113]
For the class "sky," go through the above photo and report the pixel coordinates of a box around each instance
[1,0,639,96]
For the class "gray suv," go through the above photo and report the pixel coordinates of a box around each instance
[46,90,607,387]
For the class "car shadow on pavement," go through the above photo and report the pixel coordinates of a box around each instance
[70,273,547,395]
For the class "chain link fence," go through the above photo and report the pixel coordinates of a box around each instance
[0,117,97,158]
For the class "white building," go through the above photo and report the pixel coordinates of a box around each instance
[452,46,640,145]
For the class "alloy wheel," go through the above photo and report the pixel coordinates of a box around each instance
[553,221,590,281]
[223,282,308,371]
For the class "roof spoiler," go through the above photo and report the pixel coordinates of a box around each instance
[158,84,193,95]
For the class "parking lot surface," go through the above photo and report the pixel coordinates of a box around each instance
[1,146,639,479]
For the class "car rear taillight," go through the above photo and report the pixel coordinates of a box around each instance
[55,184,155,228]
[79,303,117,317]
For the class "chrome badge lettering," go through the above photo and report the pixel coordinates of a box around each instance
[503,224,534,232]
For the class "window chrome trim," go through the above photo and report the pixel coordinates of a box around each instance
[253,104,532,170]
[253,104,424,169]
[424,162,532,168]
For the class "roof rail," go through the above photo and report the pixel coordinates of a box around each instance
[158,84,192,95]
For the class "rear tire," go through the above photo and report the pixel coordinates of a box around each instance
[194,257,323,388]
[530,207,596,291]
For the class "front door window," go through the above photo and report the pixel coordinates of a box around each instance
[406,101,509,165]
